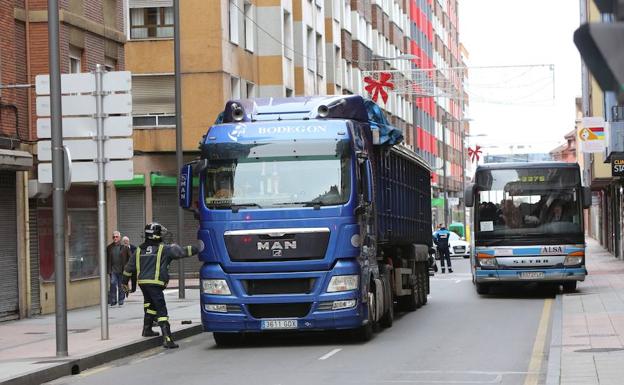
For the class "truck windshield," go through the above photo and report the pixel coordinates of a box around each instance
[475,167,582,243]
[203,140,351,209]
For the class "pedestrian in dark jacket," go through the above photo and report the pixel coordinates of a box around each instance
[107,231,132,306]
[122,236,138,293]
[122,223,200,348]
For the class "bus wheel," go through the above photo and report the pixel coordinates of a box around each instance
[475,282,490,295]
[563,281,577,293]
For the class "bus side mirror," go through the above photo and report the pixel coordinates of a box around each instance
[464,183,476,208]
[179,164,193,209]
[582,186,591,209]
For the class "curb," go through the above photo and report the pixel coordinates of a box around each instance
[3,324,203,385]
[545,293,563,385]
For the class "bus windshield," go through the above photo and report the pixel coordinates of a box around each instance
[203,139,351,209]
[474,167,583,244]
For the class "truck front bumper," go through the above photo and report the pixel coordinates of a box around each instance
[474,267,587,283]
[199,261,368,333]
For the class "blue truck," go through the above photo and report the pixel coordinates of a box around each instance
[179,95,433,345]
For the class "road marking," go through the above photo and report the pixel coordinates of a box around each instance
[523,298,553,385]
[318,348,342,360]
[79,365,112,377]
[455,279,461,283]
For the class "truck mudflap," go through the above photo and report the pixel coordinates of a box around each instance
[474,267,587,283]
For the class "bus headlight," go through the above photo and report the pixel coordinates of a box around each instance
[478,254,497,267]
[564,256,583,266]
[327,275,359,292]
[201,279,231,295]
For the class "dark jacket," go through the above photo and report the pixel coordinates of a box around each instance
[122,240,199,287]
[106,242,131,274]
[434,229,451,249]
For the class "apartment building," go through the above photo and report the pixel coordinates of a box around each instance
[0,0,125,319]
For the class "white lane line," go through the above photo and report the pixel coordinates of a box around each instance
[318,348,342,360]
[455,279,461,283]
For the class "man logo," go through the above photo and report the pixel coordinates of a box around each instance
[257,241,297,252]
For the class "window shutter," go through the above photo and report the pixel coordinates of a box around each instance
[129,0,172,8]
[132,75,175,115]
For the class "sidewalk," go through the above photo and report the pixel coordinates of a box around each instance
[0,284,203,385]
[548,238,624,385]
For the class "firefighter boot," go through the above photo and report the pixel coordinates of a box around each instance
[448,268,454,273]
[142,315,160,337]
[159,321,179,349]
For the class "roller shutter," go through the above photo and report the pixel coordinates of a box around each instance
[0,172,18,320]
[29,200,41,315]
[152,187,201,277]
[117,189,146,246]
[132,75,175,115]
[129,0,172,8]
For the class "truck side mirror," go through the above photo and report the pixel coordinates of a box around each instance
[464,183,476,208]
[179,163,193,209]
[582,186,591,209]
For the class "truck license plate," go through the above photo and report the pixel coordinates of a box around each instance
[519,272,544,279]
[261,319,298,330]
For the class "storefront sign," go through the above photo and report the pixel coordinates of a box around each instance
[612,155,624,177]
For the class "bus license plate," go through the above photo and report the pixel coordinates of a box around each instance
[261,319,298,330]
[519,272,544,279]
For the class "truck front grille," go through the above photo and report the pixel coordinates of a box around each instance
[247,303,311,319]
[242,279,315,295]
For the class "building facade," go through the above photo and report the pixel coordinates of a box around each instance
[0,0,125,319]
[578,0,623,260]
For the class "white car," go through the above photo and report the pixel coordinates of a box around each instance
[433,231,470,259]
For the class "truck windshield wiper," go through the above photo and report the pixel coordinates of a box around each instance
[230,203,262,212]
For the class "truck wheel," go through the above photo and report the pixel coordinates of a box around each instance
[379,292,394,328]
[355,290,375,341]
[398,284,419,312]
[475,282,490,295]
[213,332,244,347]
[562,281,577,293]
[419,266,428,305]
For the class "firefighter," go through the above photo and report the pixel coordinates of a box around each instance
[122,223,200,348]
[434,225,453,274]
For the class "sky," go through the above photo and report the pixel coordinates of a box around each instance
[457,0,582,155]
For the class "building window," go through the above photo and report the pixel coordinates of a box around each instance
[316,33,323,76]
[130,7,173,39]
[244,1,254,52]
[285,87,293,97]
[231,76,241,99]
[68,209,98,280]
[104,57,117,72]
[306,27,315,71]
[283,10,293,60]
[69,46,82,73]
[245,81,256,98]
[132,75,175,128]
[229,1,239,45]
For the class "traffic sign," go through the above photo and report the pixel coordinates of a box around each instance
[35,71,131,95]
[37,138,133,161]
[38,160,133,183]
[37,116,132,138]
[36,93,132,116]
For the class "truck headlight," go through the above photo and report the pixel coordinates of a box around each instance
[201,279,231,295]
[327,275,359,292]
[564,256,583,266]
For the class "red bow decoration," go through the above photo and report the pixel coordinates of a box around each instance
[468,145,482,163]
[364,72,394,104]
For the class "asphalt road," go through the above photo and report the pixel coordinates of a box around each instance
[47,258,556,385]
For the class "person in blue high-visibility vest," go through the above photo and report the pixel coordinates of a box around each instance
[434,225,453,273]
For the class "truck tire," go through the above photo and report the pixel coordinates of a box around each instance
[398,283,419,312]
[379,292,394,328]
[562,281,577,293]
[419,265,428,305]
[213,332,245,347]
[355,290,375,342]
[475,282,490,295]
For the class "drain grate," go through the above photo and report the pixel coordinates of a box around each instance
[24,332,47,335]
[575,347,624,353]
